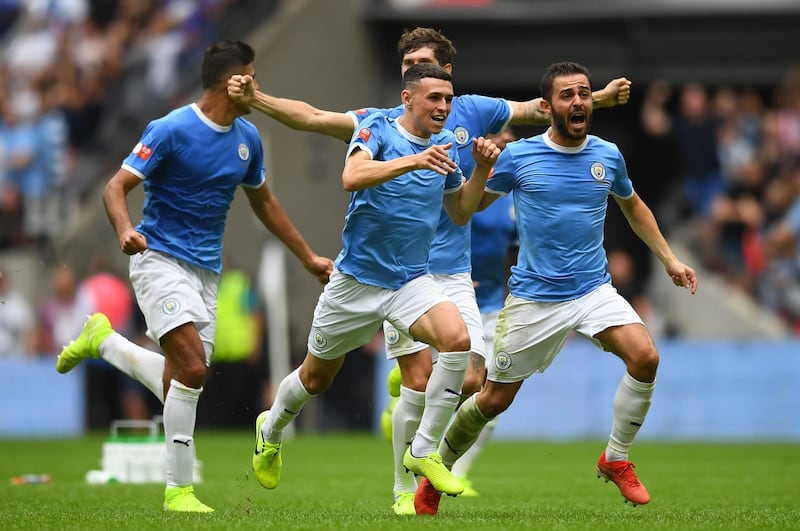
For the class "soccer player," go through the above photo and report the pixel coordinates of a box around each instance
[251,63,501,500]
[418,61,698,515]
[55,40,333,513]
[228,27,631,515]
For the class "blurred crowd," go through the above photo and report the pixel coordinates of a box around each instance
[0,0,237,252]
[605,70,800,334]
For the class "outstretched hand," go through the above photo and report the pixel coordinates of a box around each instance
[228,74,257,105]
[417,143,458,176]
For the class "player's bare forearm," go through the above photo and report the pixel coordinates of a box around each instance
[508,98,550,126]
[103,170,147,254]
[252,91,354,142]
[592,77,632,109]
[251,191,319,269]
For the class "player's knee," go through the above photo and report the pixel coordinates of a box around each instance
[438,328,471,354]
[462,361,486,396]
[476,390,511,418]
[179,360,208,388]
[627,346,659,381]
[402,368,429,392]
[301,372,335,395]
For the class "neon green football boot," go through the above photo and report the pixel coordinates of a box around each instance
[386,364,402,397]
[163,486,214,513]
[458,475,480,497]
[403,448,464,496]
[252,410,282,489]
[56,313,114,374]
[380,396,399,443]
[391,492,415,515]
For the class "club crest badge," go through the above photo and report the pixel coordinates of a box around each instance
[312,329,327,349]
[494,351,512,371]
[385,326,400,345]
[162,297,180,315]
[453,126,470,145]
[590,162,606,181]
[238,143,250,161]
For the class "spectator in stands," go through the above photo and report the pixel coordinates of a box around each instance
[34,263,88,356]
[1,93,54,248]
[673,82,725,218]
[0,268,36,357]
[760,162,800,332]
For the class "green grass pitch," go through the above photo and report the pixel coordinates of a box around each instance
[1,432,798,530]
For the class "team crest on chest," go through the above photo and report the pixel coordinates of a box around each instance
[453,126,470,145]
[590,162,606,181]
[238,143,250,161]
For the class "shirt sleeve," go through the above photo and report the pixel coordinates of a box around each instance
[443,140,464,193]
[121,119,171,180]
[346,113,384,161]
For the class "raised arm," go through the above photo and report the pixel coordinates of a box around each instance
[508,77,632,126]
[614,192,697,294]
[244,183,333,284]
[443,137,501,225]
[342,143,458,192]
[228,74,355,142]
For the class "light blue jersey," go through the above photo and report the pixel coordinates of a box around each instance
[335,113,463,290]
[486,131,634,302]
[471,193,516,313]
[349,94,511,274]
[122,103,265,273]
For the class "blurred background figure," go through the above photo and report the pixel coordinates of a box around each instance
[197,260,268,428]
[34,263,87,356]
[0,268,36,357]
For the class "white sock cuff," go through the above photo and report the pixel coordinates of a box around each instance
[437,350,470,372]
[291,368,313,399]
[624,372,656,393]
[399,385,426,407]
[168,379,202,402]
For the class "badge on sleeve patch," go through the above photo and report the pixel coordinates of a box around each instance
[358,128,371,142]
[133,142,153,161]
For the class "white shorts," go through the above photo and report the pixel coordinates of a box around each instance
[490,283,644,383]
[308,268,451,360]
[129,249,218,364]
[481,309,501,357]
[383,272,485,360]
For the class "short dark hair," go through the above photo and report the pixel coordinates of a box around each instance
[402,63,452,89]
[540,62,591,102]
[201,40,255,89]
[397,27,456,67]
